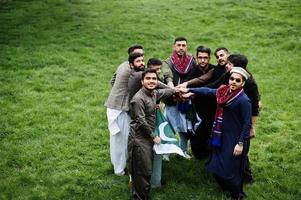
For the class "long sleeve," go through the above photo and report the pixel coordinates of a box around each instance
[238,98,252,143]
[189,87,217,97]
[156,81,169,89]
[162,59,174,85]
[206,73,228,89]
[128,71,143,101]
[244,77,260,116]
[187,68,214,87]
[130,99,153,136]
[156,88,176,101]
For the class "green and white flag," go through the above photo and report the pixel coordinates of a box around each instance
[153,109,185,157]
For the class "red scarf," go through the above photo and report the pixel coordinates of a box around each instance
[210,84,244,148]
[171,51,193,75]
[216,84,243,107]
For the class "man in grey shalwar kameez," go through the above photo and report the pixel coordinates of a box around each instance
[129,68,179,200]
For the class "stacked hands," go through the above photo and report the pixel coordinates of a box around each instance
[172,85,194,102]
[171,85,245,157]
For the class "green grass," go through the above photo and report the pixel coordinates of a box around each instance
[0,0,300,199]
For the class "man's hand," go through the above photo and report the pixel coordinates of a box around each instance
[233,144,243,156]
[174,87,191,102]
[153,136,161,144]
[177,87,189,93]
[176,82,188,88]
[181,92,194,99]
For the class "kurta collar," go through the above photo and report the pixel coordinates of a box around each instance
[142,87,155,97]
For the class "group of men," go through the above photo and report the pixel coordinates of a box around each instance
[105,37,261,200]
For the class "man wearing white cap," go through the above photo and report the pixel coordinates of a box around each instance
[179,67,252,199]
[206,54,261,183]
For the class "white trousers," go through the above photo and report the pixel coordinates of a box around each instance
[107,108,130,174]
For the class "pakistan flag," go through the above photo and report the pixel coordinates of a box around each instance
[153,109,185,157]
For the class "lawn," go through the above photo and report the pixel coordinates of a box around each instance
[0,0,300,199]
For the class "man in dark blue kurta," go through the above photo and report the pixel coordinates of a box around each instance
[180,67,252,199]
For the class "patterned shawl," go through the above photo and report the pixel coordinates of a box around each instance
[210,84,244,148]
[170,51,193,75]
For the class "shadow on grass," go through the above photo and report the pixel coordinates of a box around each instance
[163,155,212,185]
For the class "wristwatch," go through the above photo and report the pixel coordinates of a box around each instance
[238,142,244,147]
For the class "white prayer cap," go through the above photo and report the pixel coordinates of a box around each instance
[230,67,250,80]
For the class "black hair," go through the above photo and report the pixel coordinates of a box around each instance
[147,58,162,68]
[214,47,229,57]
[174,37,187,44]
[127,44,143,55]
[228,54,248,69]
[128,52,144,65]
[196,45,211,56]
[141,68,158,80]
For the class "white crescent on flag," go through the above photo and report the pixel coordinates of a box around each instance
[158,122,177,142]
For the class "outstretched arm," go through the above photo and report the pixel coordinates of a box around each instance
[156,81,170,89]
[188,87,217,96]
[186,68,214,87]
[205,73,228,89]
